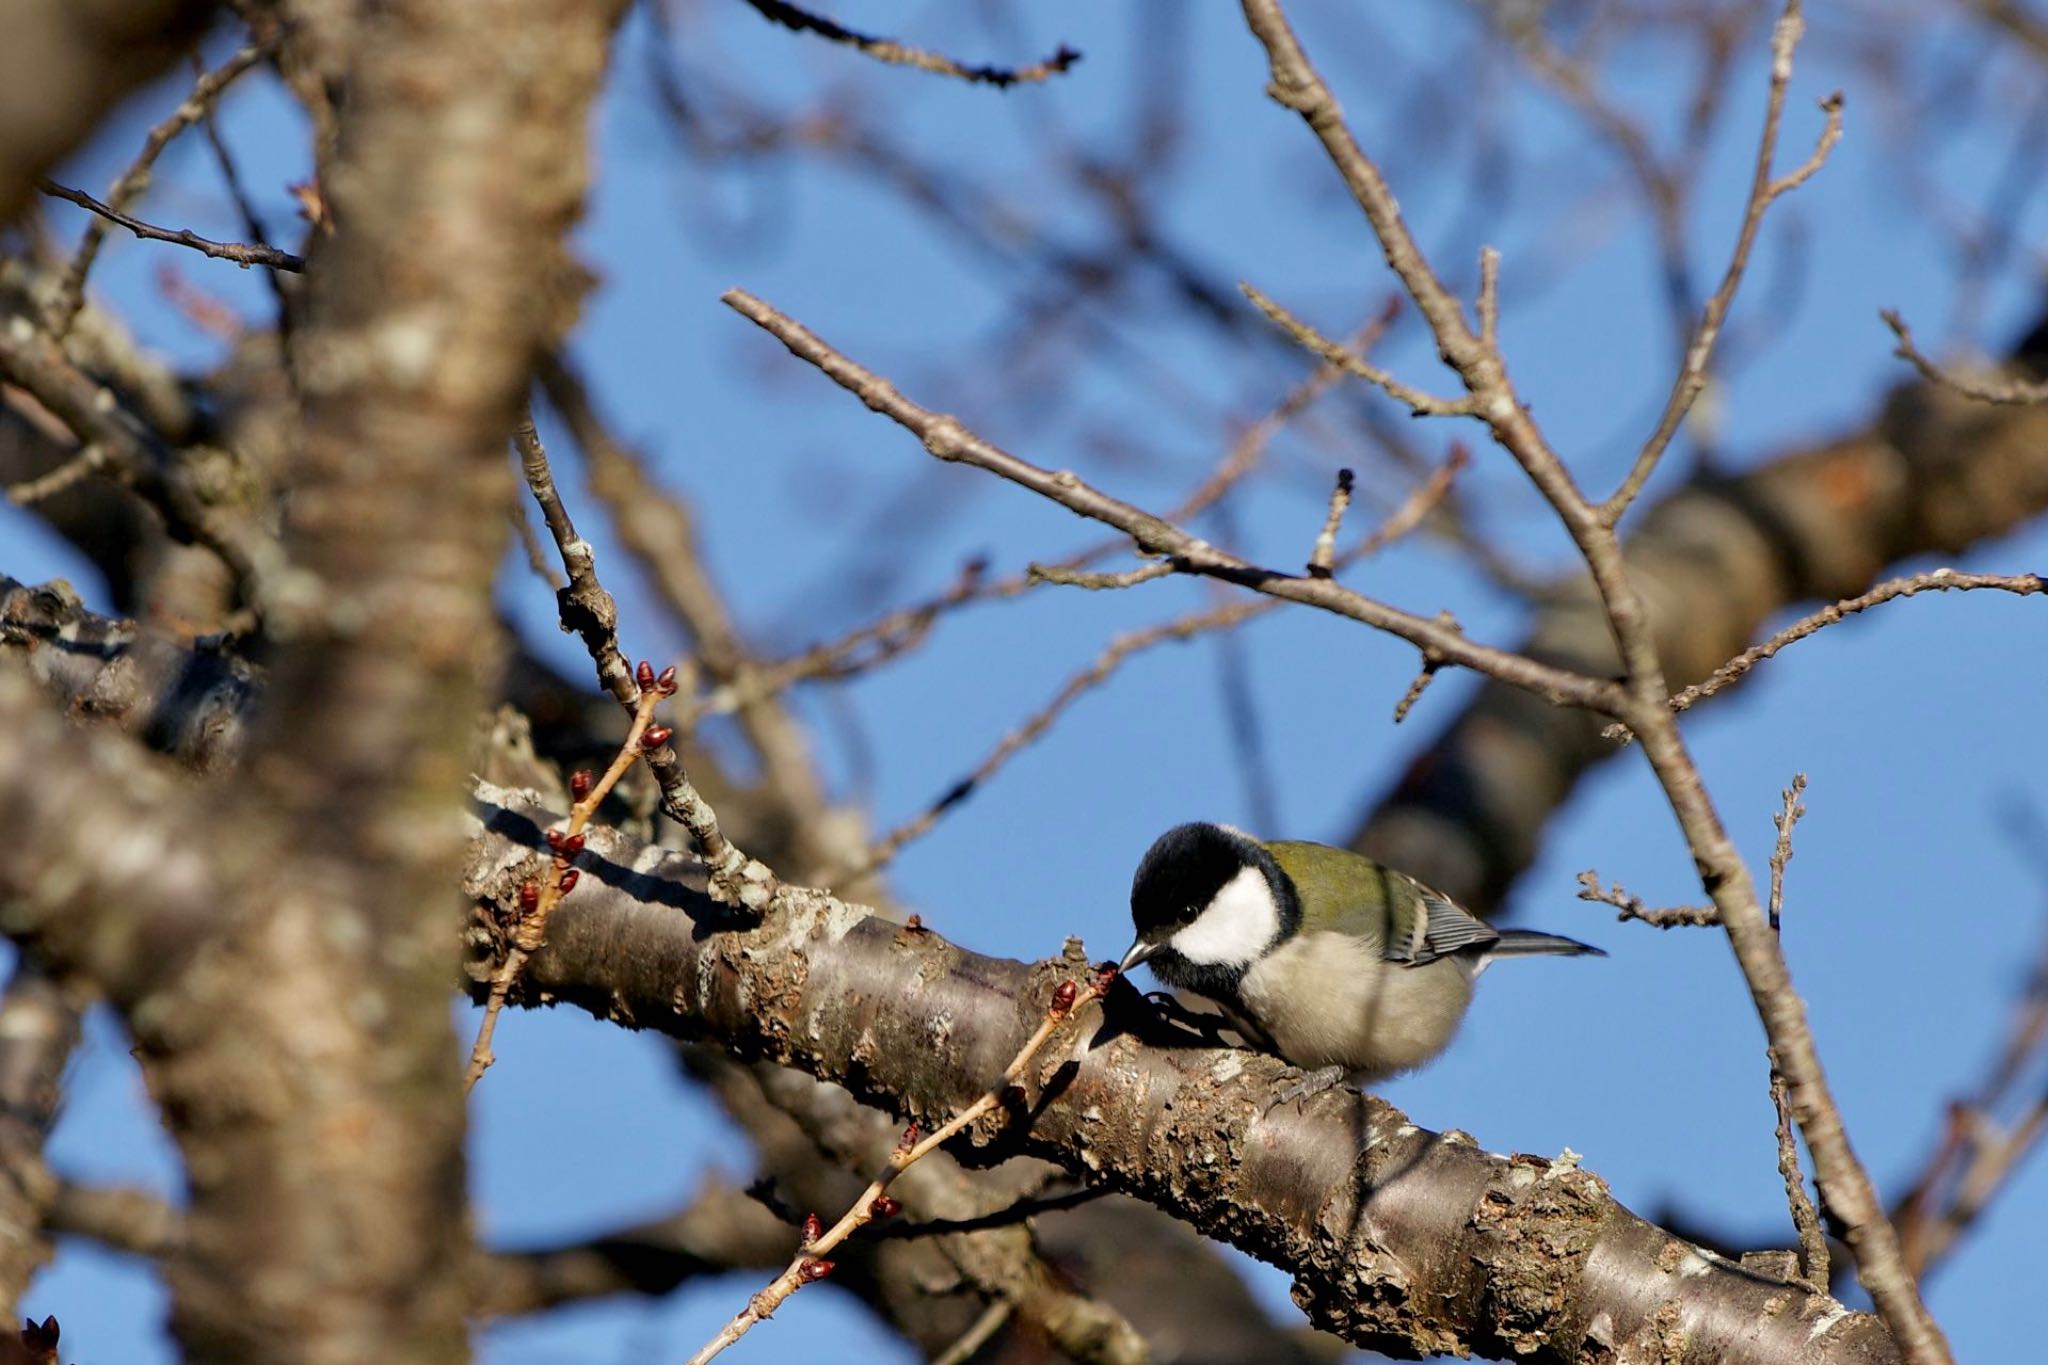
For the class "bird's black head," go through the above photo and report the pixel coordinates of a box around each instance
[1125,823,1299,1000]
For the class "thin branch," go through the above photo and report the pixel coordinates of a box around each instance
[1602,3,1845,524]
[38,179,306,273]
[465,669,675,1091]
[739,0,1081,89]
[1576,870,1720,929]
[1028,561,1177,591]
[1768,774,1808,934]
[1881,309,2048,406]
[828,596,1276,886]
[720,289,1619,715]
[513,409,778,912]
[685,970,1114,1364]
[825,451,1468,884]
[1305,468,1353,578]
[1769,1057,1832,1290]
[1666,570,2047,719]
[45,43,272,334]
[1241,283,1478,417]
[681,558,989,725]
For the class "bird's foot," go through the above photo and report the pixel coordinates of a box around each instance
[1265,1065,1351,1114]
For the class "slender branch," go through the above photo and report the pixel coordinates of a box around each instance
[721,288,1619,714]
[39,179,307,274]
[1666,570,2046,719]
[825,451,1466,884]
[1576,871,1720,929]
[464,669,673,1091]
[685,971,1114,1364]
[44,42,273,334]
[513,408,778,911]
[1602,32,1846,524]
[1768,774,1809,934]
[1242,284,1477,416]
[1881,309,2048,406]
[739,0,1080,88]
[1305,468,1354,577]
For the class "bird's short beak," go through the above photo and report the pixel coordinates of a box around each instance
[1119,941,1158,973]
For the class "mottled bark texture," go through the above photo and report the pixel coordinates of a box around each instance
[1355,321,2048,912]
[2,0,625,1358]
[466,785,1902,1365]
[0,960,83,1316]
[0,0,218,224]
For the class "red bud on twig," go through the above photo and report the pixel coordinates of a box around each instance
[1050,979,1078,1018]
[657,664,679,695]
[642,726,673,750]
[872,1195,901,1219]
[799,1258,835,1283]
[557,868,580,894]
[517,882,540,912]
[636,660,656,691]
[801,1212,823,1247]
[570,770,594,801]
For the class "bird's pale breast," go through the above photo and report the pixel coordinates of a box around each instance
[1237,930,1476,1076]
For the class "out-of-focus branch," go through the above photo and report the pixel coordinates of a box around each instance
[41,41,274,333]
[1664,570,2045,721]
[0,960,84,1315]
[0,0,218,225]
[38,179,306,275]
[1882,309,2048,405]
[460,784,1902,1365]
[45,1174,801,1319]
[740,0,1080,88]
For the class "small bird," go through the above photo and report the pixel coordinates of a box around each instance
[1120,822,1603,1098]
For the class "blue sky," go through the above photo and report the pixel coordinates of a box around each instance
[9,4,2046,1361]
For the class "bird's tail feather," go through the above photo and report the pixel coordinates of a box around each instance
[1487,929,1605,959]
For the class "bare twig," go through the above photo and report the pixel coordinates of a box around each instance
[39,179,306,274]
[45,43,272,334]
[1602,4,1845,523]
[465,669,676,1091]
[1760,778,1827,1288]
[1576,870,1720,929]
[1029,561,1177,591]
[739,0,1080,88]
[1242,283,1478,417]
[513,409,779,911]
[830,596,1275,886]
[1306,468,1354,577]
[1667,570,2047,719]
[685,970,1114,1364]
[930,1300,1014,1365]
[682,558,989,725]
[1769,1056,1832,1289]
[1881,310,2048,406]
[1767,774,1808,933]
[827,451,1468,884]
[721,289,1617,715]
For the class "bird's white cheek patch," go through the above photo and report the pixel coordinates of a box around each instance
[1172,864,1280,965]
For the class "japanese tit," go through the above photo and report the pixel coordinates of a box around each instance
[1120,822,1603,1092]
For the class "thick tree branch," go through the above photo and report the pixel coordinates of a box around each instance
[462,784,1900,1365]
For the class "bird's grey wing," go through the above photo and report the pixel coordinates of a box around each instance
[1383,879,1499,965]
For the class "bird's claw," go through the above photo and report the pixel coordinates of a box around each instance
[1265,1065,1351,1114]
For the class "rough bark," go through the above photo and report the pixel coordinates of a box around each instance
[464,783,1902,1365]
